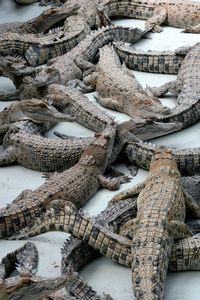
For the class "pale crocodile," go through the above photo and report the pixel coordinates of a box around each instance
[12,149,200,299]
[0,124,132,238]
[83,44,171,119]
[0,5,79,34]
[113,42,185,74]
[99,0,200,33]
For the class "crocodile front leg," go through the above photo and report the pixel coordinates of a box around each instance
[74,55,96,72]
[94,93,124,112]
[145,6,167,32]
[0,146,17,165]
[67,79,94,93]
[145,79,182,98]
[98,175,131,191]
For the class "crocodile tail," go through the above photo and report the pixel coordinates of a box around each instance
[25,45,41,66]
[132,234,173,300]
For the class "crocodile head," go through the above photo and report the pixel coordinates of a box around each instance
[33,67,61,87]
[150,146,180,176]
[79,124,116,170]
[37,4,80,32]
[127,118,182,140]
[133,92,171,118]
[5,99,73,124]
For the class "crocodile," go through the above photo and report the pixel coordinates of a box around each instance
[0,97,75,148]
[44,84,182,139]
[0,242,38,280]
[0,116,140,171]
[0,242,93,300]
[111,147,195,299]
[13,149,200,299]
[26,24,147,67]
[124,137,200,176]
[57,174,200,299]
[0,25,148,98]
[113,42,185,74]
[141,42,200,130]
[83,44,171,119]
[0,5,80,34]
[0,124,133,238]
[99,0,200,33]
[11,189,200,298]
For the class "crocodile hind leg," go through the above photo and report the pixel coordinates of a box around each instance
[0,146,17,165]
[167,220,192,239]
[145,79,182,98]
[108,182,145,207]
[184,191,200,218]
[145,6,167,32]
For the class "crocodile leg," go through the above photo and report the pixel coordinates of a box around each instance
[145,79,182,97]
[167,220,192,239]
[74,55,96,72]
[0,146,17,165]
[145,6,167,32]
[184,191,200,218]
[94,93,124,112]
[67,79,94,93]
[108,182,145,207]
[98,174,131,191]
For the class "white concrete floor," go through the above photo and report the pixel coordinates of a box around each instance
[0,1,200,299]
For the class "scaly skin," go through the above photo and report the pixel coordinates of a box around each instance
[14,150,200,299]
[0,124,132,238]
[125,139,200,176]
[0,26,148,96]
[113,42,184,74]
[0,5,80,34]
[0,119,139,171]
[112,43,200,132]
[0,98,75,147]
[0,242,38,280]
[25,25,147,67]
[0,242,81,300]
[124,147,192,300]
[14,177,200,299]
[100,0,200,32]
[1,273,79,300]
[84,45,171,119]
[11,193,200,296]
